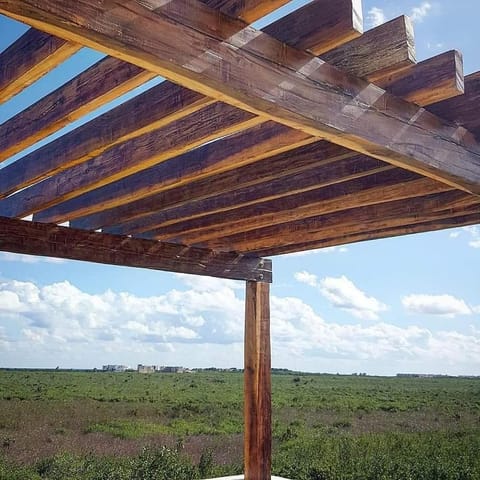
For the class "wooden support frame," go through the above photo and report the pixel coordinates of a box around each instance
[0,216,272,282]
[1,0,480,194]
[244,281,271,480]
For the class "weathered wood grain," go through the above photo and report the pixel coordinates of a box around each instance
[256,212,480,257]
[244,280,271,480]
[0,104,261,218]
[33,123,314,223]
[0,28,80,103]
[263,0,362,55]
[0,57,155,163]
[102,154,390,235]
[1,0,479,193]
[322,16,415,82]
[0,0,367,195]
[428,71,480,139]
[146,172,452,243]
[30,46,465,226]
[203,190,478,252]
[0,0,294,167]
[0,84,212,197]
[0,216,272,281]
[379,50,464,106]
[63,40,462,232]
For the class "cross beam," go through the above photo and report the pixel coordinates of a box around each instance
[0,217,272,282]
[1,0,480,194]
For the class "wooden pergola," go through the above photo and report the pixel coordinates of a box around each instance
[0,1,479,478]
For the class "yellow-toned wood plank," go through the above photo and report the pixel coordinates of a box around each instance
[0,27,80,103]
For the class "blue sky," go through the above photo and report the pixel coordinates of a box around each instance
[0,1,479,375]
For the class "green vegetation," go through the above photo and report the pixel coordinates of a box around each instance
[0,370,479,479]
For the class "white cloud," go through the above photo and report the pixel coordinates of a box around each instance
[367,7,385,28]
[463,226,480,248]
[294,271,318,287]
[410,2,432,23]
[402,294,473,317]
[0,252,65,264]
[1,276,480,374]
[319,275,388,320]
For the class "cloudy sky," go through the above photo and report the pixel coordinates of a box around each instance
[0,1,479,375]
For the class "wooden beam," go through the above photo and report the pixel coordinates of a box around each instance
[145,172,452,243]
[66,45,462,231]
[379,50,464,106]
[428,71,480,139]
[0,0,367,196]
[0,216,272,282]
[0,84,212,198]
[0,104,262,218]
[0,28,80,103]
[101,154,389,235]
[244,280,271,480]
[33,123,314,223]
[322,16,415,82]
[0,0,294,167]
[203,190,479,252]
[1,1,479,193]
[263,0,363,55]
[0,57,156,163]
[258,213,480,257]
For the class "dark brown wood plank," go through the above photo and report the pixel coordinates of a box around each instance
[206,0,289,23]
[100,154,389,235]
[378,50,464,106]
[65,45,463,232]
[0,0,367,195]
[244,280,271,480]
[146,171,452,244]
[256,213,480,257]
[0,27,80,103]
[263,0,362,55]
[322,16,415,82]
[0,104,262,218]
[0,83,211,198]
[33,123,314,223]
[0,216,272,282]
[428,71,480,139]
[1,0,480,193]
[0,0,294,167]
[203,190,479,252]
[0,57,155,163]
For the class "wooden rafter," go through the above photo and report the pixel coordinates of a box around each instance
[1,0,480,195]
[0,27,80,103]
[24,40,462,224]
[0,216,272,282]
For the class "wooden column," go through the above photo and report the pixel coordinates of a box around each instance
[244,281,271,480]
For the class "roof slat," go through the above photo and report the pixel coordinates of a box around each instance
[145,172,452,243]
[103,155,391,235]
[54,40,461,230]
[0,0,364,192]
[204,190,479,253]
[0,27,80,103]
[2,0,478,193]
[255,212,480,257]
[33,123,314,223]
[0,103,262,218]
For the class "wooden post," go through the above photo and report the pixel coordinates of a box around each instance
[244,280,271,480]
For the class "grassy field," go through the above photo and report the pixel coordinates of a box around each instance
[0,370,479,479]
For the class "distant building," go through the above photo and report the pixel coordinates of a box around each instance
[102,365,128,372]
[137,364,156,373]
[160,366,185,373]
